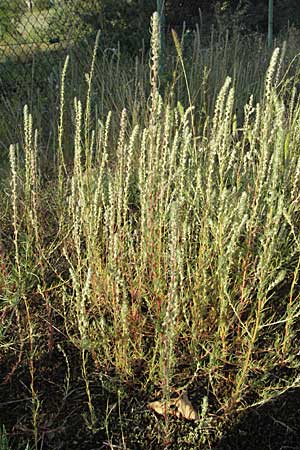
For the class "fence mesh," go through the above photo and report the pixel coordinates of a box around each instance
[0,0,100,94]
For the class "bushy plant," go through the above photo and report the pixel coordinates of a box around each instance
[98,0,156,52]
[45,0,156,53]
[45,0,96,42]
[0,0,25,40]
[216,0,300,33]
[1,14,300,450]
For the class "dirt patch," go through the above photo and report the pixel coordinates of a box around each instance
[215,388,300,450]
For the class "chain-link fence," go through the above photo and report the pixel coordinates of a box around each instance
[0,0,101,94]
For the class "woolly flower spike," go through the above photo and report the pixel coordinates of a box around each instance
[150,12,160,91]
[9,144,20,276]
[265,47,280,102]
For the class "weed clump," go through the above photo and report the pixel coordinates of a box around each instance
[0,15,300,450]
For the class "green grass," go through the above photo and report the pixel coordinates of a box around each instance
[0,15,300,450]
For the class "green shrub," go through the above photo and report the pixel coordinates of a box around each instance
[46,0,156,53]
[0,0,25,40]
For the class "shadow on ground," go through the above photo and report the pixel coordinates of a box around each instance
[1,345,300,450]
[215,388,300,450]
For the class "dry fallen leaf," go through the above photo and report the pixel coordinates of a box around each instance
[148,392,199,421]
[175,393,199,420]
[148,400,170,416]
